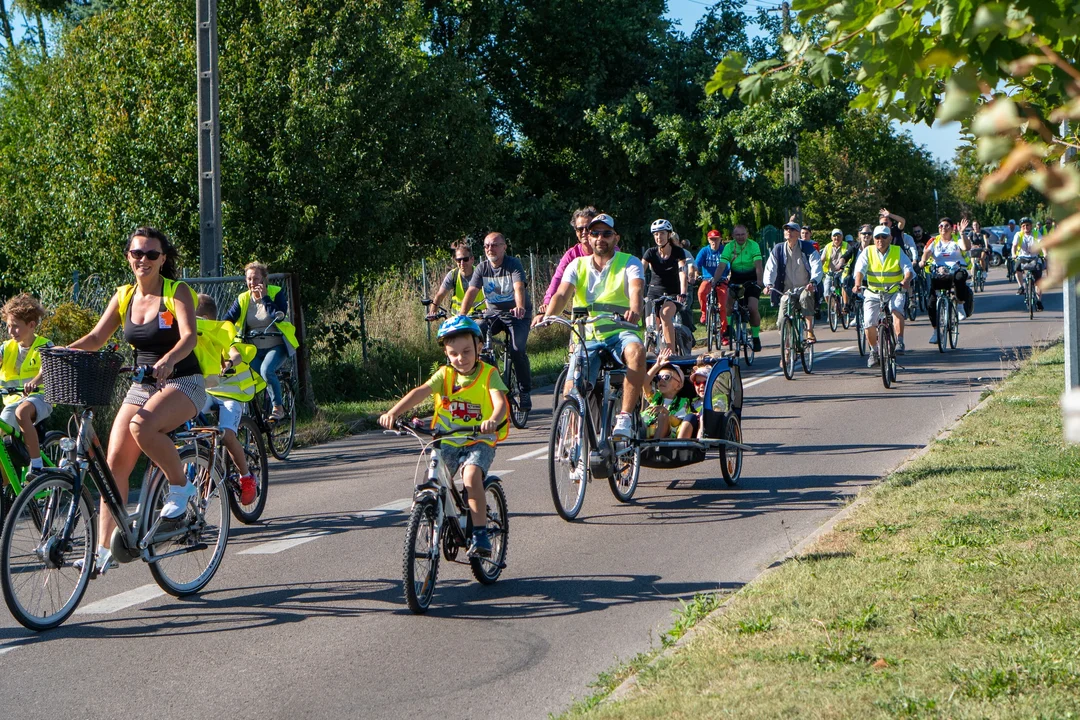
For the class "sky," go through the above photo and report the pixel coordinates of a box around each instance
[666,0,966,165]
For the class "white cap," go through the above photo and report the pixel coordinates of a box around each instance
[589,213,615,229]
[873,225,891,238]
[831,228,843,236]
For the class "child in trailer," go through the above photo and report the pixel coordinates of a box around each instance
[378,316,508,558]
[194,294,259,505]
[0,294,53,473]
[641,349,696,440]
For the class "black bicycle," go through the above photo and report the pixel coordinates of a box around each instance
[245,320,298,460]
[777,288,814,380]
[643,295,693,358]
[1018,257,1043,320]
[873,285,904,389]
[727,282,757,366]
[928,265,961,353]
[704,280,726,353]
[825,273,850,333]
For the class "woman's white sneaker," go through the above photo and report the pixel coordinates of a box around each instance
[159,481,197,519]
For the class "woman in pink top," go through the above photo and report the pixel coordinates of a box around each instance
[533,206,619,327]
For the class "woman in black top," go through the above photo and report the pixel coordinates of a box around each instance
[70,227,204,574]
[642,219,688,351]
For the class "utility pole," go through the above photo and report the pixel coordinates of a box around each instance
[1062,120,1079,393]
[780,1,799,221]
[196,0,223,277]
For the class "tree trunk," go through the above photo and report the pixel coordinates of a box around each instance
[0,0,15,52]
[34,11,46,58]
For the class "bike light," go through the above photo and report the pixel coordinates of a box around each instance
[60,438,76,452]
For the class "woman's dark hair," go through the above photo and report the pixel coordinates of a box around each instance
[938,217,953,227]
[126,227,180,280]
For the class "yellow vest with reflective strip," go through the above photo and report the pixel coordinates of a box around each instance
[451,270,486,314]
[572,252,642,342]
[236,286,299,349]
[117,279,223,378]
[821,241,848,271]
[866,245,904,292]
[0,336,50,405]
[431,361,508,447]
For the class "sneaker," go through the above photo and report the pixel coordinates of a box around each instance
[1016,288,1025,295]
[468,528,492,558]
[929,330,938,344]
[752,337,761,352]
[957,306,967,322]
[1037,299,1044,311]
[237,474,257,505]
[867,352,880,368]
[896,337,905,354]
[269,406,286,421]
[159,481,196,520]
[518,392,532,412]
[74,548,118,578]
[805,329,816,343]
[612,412,634,439]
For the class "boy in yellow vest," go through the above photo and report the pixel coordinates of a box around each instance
[379,316,507,557]
[0,294,53,473]
[195,294,258,505]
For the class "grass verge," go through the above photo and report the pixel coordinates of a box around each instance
[562,340,1080,719]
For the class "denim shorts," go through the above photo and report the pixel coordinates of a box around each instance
[440,442,496,479]
[567,331,643,389]
[202,395,245,434]
[0,395,51,427]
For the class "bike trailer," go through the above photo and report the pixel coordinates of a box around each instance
[639,355,744,469]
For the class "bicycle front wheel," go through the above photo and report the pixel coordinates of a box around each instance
[937,297,949,353]
[879,330,894,389]
[551,364,569,412]
[1,471,96,631]
[403,500,440,613]
[470,479,508,585]
[1027,278,1035,320]
[780,319,796,380]
[801,326,814,374]
[549,398,588,520]
[949,302,960,349]
[706,303,718,352]
[268,380,296,461]
[828,296,838,332]
[228,416,270,524]
[855,304,867,356]
[41,430,68,469]
[141,446,230,596]
[742,321,755,366]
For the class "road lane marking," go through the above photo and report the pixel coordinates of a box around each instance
[743,346,854,389]
[238,530,332,555]
[354,498,414,520]
[0,644,20,656]
[74,584,165,615]
[508,447,548,462]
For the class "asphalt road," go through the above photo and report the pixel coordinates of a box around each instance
[0,271,1064,719]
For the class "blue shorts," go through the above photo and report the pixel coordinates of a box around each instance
[202,395,245,434]
[441,442,496,479]
[567,331,643,389]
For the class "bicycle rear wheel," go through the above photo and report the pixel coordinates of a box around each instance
[608,406,640,503]
[780,319,796,380]
[227,416,270,524]
[720,414,743,486]
[828,296,838,332]
[470,479,508,585]
[937,297,948,353]
[403,499,439,613]
[855,302,867,357]
[1,471,96,631]
[879,329,894,388]
[949,303,960,349]
[141,446,230,596]
[549,398,588,520]
[504,359,529,429]
[266,380,297,461]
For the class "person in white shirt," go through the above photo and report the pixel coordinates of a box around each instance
[1012,216,1045,309]
[854,225,914,366]
[918,217,974,344]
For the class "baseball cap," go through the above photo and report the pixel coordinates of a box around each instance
[589,213,615,229]
[707,229,721,239]
[873,225,891,238]
[1008,219,1017,224]
[831,228,842,236]
[783,221,801,231]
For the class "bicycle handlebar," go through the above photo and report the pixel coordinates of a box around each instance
[388,418,484,442]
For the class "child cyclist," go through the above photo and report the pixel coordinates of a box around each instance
[379,316,508,558]
[0,294,53,473]
[194,294,258,505]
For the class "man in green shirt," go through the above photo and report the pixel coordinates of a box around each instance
[720,224,764,351]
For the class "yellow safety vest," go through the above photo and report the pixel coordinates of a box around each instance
[0,336,50,405]
[451,270,486,314]
[236,286,300,350]
[865,245,904,292]
[572,252,642,342]
[117,279,222,378]
[204,320,258,402]
[431,361,508,448]
[821,241,848,271]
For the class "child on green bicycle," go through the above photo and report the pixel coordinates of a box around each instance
[0,294,53,473]
[194,294,258,505]
[379,316,508,558]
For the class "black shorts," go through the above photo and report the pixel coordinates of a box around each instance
[729,271,761,299]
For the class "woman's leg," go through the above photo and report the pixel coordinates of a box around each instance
[102,404,144,549]
[129,386,198,488]
[660,301,677,348]
[257,346,286,410]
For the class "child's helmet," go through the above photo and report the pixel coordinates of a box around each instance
[436,316,482,345]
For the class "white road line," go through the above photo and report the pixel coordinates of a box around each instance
[237,530,332,555]
[508,446,548,462]
[489,469,515,475]
[74,584,165,615]
[353,497,413,520]
[743,346,854,389]
[0,644,20,656]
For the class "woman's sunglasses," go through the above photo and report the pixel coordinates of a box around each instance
[128,249,162,261]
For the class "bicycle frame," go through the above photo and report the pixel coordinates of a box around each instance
[0,419,57,496]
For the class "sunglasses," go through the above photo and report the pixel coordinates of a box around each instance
[657,373,679,383]
[128,249,162,261]
[573,225,589,234]
[590,230,615,239]
[939,224,952,229]
[454,256,472,263]
[860,232,871,236]
[692,378,707,386]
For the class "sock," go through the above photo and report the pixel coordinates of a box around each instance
[97,544,108,559]
[751,326,760,338]
[726,315,732,326]
[29,457,42,469]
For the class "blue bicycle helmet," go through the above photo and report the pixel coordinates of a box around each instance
[436,316,482,345]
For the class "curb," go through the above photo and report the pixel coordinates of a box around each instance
[603,380,1003,706]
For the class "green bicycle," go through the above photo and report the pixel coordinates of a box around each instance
[778,288,815,380]
[0,416,67,536]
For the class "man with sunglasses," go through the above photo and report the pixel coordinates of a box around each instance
[459,232,533,411]
[544,213,645,439]
[428,240,486,317]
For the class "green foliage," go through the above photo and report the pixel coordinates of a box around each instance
[37,301,98,346]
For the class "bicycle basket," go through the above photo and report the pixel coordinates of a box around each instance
[40,348,124,406]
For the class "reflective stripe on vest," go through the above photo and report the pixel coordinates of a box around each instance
[866,245,904,292]
[1,336,49,405]
[431,361,508,447]
[236,286,300,349]
[572,253,642,342]
[822,241,847,271]
[451,270,486,314]
[209,367,257,401]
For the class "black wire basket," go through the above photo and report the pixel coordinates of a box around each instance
[40,348,124,406]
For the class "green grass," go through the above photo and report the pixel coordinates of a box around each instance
[562,340,1080,719]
